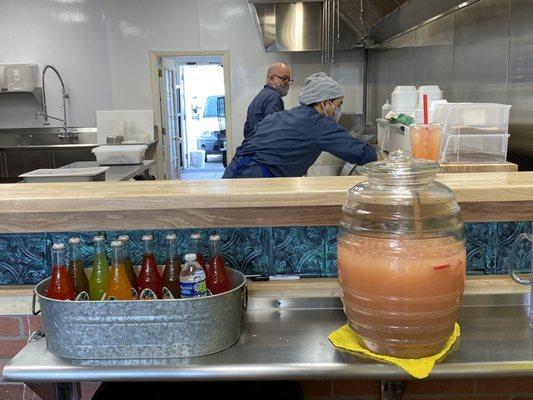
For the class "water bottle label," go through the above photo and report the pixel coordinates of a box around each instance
[74,291,89,301]
[131,287,138,299]
[139,288,158,300]
[180,280,207,298]
[162,286,174,299]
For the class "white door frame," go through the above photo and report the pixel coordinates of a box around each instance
[150,50,233,180]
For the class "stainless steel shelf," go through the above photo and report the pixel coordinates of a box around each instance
[3,293,533,383]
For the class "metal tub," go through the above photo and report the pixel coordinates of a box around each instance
[33,268,246,359]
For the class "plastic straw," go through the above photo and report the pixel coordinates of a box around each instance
[423,94,429,125]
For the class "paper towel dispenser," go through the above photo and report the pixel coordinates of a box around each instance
[0,64,40,93]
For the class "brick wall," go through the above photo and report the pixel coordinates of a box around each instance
[301,379,533,399]
[0,315,99,400]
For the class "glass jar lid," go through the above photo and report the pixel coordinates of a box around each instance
[361,150,439,183]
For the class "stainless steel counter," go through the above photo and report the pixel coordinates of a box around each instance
[3,293,533,388]
[59,160,155,181]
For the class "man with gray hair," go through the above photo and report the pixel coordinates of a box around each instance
[243,62,292,139]
[223,72,377,178]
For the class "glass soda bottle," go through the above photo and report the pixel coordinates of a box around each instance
[89,235,110,301]
[162,233,181,299]
[137,234,163,300]
[207,235,230,295]
[47,243,75,300]
[105,240,133,300]
[180,254,207,298]
[67,237,89,301]
[118,234,138,299]
[190,233,207,275]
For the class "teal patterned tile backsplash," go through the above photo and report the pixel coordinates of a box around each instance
[0,222,531,285]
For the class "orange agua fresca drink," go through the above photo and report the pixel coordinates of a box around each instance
[337,234,466,359]
[410,124,442,161]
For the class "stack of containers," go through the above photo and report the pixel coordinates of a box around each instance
[432,103,512,163]
[390,86,418,116]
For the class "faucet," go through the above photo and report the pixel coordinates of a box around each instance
[34,65,75,139]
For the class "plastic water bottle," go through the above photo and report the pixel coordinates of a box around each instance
[180,254,207,298]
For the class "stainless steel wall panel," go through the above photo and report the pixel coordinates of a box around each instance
[367,50,390,123]
[414,13,455,100]
[453,0,509,103]
[508,0,533,158]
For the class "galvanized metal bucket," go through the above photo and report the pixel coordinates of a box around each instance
[33,268,247,359]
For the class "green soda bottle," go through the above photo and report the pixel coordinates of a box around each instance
[89,235,110,300]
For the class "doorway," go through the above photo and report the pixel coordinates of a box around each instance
[150,51,232,180]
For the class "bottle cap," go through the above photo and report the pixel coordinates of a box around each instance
[165,233,177,241]
[190,233,201,240]
[52,243,65,251]
[68,237,81,244]
[93,235,105,242]
[184,253,197,262]
[141,234,154,242]
[209,234,221,242]
[118,234,130,242]
[110,240,123,248]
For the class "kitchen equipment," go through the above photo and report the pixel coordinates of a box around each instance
[19,167,108,183]
[33,268,247,359]
[92,144,147,165]
[509,233,533,328]
[433,103,511,163]
[337,150,466,358]
[0,64,39,92]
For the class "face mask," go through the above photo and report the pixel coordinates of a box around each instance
[276,84,290,97]
[323,101,342,122]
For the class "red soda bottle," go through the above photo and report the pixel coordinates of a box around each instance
[162,233,181,299]
[207,235,230,295]
[137,234,163,300]
[47,243,75,300]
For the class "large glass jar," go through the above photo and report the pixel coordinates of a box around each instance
[337,150,466,359]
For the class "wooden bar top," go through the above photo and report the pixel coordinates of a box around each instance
[0,172,532,232]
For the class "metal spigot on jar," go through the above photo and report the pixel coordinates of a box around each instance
[337,150,466,358]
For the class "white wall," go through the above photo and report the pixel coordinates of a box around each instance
[0,0,364,153]
[0,0,113,128]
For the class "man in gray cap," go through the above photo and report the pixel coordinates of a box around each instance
[223,72,377,178]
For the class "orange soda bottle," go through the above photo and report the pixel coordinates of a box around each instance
[105,240,133,300]
[207,234,230,295]
[118,234,138,299]
[162,233,181,299]
[47,243,75,300]
[67,237,89,301]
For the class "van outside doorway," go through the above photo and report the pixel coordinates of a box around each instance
[150,51,232,180]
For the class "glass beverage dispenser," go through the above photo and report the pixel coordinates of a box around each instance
[338,150,466,358]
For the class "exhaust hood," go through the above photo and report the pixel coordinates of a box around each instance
[248,0,477,51]
[248,0,409,52]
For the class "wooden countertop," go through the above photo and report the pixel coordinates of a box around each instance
[0,172,532,232]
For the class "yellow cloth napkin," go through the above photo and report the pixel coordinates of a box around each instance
[328,323,460,379]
